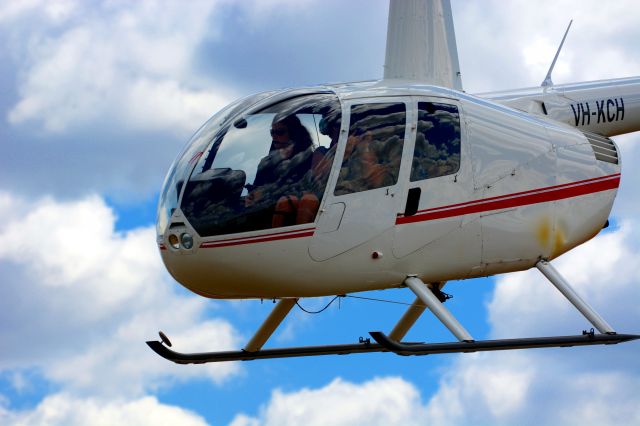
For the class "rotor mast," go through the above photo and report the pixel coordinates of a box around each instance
[383,0,463,90]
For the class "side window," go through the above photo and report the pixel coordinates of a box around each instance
[410,102,461,182]
[334,103,406,196]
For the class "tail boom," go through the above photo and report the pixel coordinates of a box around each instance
[480,76,640,137]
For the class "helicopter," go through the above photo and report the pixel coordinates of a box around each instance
[148,0,640,364]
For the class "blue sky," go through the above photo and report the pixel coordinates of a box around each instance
[1,1,639,425]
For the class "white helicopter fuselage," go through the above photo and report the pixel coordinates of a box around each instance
[158,79,635,299]
[147,0,640,365]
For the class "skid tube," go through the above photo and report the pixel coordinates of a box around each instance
[147,339,387,364]
[146,331,639,364]
[369,331,640,356]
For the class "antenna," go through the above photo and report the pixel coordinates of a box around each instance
[541,20,573,87]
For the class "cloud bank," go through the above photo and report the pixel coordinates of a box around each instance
[0,192,242,399]
[1,394,208,426]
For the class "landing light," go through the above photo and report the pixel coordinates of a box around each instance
[181,233,194,250]
[168,234,180,250]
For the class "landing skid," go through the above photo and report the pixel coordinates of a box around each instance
[146,338,386,364]
[147,331,639,364]
[148,261,639,364]
[369,331,639,356]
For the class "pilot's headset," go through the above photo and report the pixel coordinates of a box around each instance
[319,113,341,137]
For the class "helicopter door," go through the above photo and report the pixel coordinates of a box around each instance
[309,101,409,261]
[392,100,473,259]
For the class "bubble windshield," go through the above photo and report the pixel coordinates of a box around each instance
[157,91,276,238]
[180,93,342,237]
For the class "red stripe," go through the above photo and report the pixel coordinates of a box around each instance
[201,226,315,245]
[201,229,315,248]
[406,173,620,217]
[397,174,620,225]
[188,174,620,247]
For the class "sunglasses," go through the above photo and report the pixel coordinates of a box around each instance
[270,128,288,136]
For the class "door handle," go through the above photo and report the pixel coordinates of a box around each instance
[404,187,421,216]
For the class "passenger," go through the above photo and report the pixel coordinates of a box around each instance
[245,115,313,227]
[295,115,342,224]
[335,128,395,195]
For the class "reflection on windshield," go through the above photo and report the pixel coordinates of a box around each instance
[181,93,342,237]
[410,102,461,181]
[156,91,276,238]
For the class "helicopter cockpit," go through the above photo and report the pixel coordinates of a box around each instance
[157,91,342,241]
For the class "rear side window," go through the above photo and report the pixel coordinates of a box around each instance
[410,102,461,182]
[334,102,406,195]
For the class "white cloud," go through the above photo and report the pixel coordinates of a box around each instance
[424,352,536,425]
[612,134,640,217]
[424,350,640,426]
[124,78,230,134]
[454,0,640,92]
[1,0,389,137]
[0,0,387,200]
[4,0,233,135]
[229,377,428,426]
[0,394,208,426]
[2,0,372,133]
[0,0,77,25]
[0,192,242,397]
[235,0,314,28]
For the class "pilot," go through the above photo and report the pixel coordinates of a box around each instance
[245,114,313,227]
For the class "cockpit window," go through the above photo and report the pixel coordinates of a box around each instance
[410,102,461,181]
[180,93,342,237]
[156,91,276,238]
[334,102,406,196]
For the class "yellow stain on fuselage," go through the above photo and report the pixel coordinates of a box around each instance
[536,217,552,248]
[553,227,567,258]
[536,217,567,258]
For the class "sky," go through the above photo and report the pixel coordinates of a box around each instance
[0,0,639,425]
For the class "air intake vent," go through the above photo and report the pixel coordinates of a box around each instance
[584,132,619,164]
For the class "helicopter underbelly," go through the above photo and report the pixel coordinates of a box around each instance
[161,226,405,298]
[161,172,619,299]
